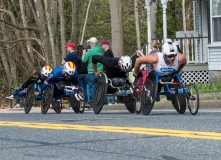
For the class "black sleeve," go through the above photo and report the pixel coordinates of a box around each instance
[92,55,119,68]
[20,72,40,89]
[104,49,114,58]
[130,53,139,68]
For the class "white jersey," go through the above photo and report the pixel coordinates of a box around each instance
[153,53,178,76]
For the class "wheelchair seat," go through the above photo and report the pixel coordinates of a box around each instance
[109,77,127,87]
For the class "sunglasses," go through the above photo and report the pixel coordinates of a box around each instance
[166,54,177,58]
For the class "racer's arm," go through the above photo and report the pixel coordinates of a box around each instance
[39,74,54,94]
[92,55,118,72]
[70,71,79,86]
[177,53,187,73]
[20,72,40,89]
[134,54,158,76]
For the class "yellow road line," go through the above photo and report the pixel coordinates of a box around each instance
[0,121,221,140]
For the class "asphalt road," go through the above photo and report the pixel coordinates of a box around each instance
[0,108,221,160]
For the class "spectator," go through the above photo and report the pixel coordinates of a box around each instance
[82,37,103,108]
[76,45,90,108]
[100,40,115,105]
[61,42,78,66]
[149,40,161,54]
[6,87,27,108]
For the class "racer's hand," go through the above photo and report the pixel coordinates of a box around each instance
[73,88,83,101]
[133,71,143,78]
[34,91,40,96]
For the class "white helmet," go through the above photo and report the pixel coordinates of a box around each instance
[63,61,76,75]
[41,66,52,77]
[162,42,178,55]
[119,56,132,72]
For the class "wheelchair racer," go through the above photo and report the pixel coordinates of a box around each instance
[15,66,52,94]
[36,61,82,101]
[134,42,190,101]
[92,55,141,78]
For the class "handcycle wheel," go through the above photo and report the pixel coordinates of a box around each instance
[133,86,141,114]
[69,95,80,113]
[170,80,186,114]
[93,74,107,114]
[41,84,54,114]
[78,87,85,114]
[186,83,199,115]
[24,84,35,114]
[51,98,62,113]
[141,72,158,115]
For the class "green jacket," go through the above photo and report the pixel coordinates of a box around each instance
[82,44,103,74]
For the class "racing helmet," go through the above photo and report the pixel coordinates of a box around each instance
[119,56,132,72]
[41,66,52,77]
[63,61,76,75]
[162,42,178,56]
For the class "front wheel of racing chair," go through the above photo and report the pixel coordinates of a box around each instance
[141,72,158,115]
[122,83,136,113]
[51,98,62,113]
[69,87,85,113]
[93,73,107,114]
[186,83,199,115]
[41,84,54,114]
[24,84,35,114]
[170,80,186,114]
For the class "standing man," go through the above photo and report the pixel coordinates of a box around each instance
[100,40,115,105]
[82,37,103,108]
[61,42,78,66]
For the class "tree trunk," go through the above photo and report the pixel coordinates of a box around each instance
[33,0,50,65]
[134,0,141,49]
[80,0,92,44]
[19,0,34,62]
[71,0,79,43]
[44,0,57,66]
[151,1,158,39]
[58,0,66,59]
[109,0,124,57]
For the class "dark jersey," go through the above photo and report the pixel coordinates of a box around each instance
[20,72,45,89]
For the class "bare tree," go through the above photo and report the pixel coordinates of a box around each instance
[109,0,124,57]
[134,0,141,49]
[58,0,66,59]
[71,0,79,43]
[151,1,158,39]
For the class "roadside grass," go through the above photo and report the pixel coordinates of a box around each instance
[197,82,221,94]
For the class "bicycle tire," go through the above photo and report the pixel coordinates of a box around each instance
[24,85,35,114]
[187,83,199,115]
[41,84,54,114]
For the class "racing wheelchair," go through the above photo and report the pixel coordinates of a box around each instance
[93,72,136,114]
[23,83,42,114]
[41,82,85,114]
[140,71,199,115]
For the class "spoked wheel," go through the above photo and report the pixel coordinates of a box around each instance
[41,84,54,114]
[93,74,107,114]
[24,85,35,114]
[170,81,186,114]
[141,72,158,115]
[69,95,80,113]
[78,87,85,114]
[51,98,62,113]
[186,83,199,115]
[133,86,141,114]
[122,94,136,113]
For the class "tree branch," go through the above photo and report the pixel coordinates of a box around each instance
[0,38,41,46]
[0,18,39,31]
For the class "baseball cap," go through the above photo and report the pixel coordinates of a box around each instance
[100,40,109,45]
[87,37,97,43]
[65,42,75,48]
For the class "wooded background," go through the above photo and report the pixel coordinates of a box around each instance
[0,0,193,99]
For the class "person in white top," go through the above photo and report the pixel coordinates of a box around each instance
[134,42,186,80]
